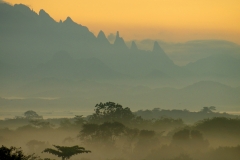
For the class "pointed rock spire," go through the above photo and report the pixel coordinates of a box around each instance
[116,31,120,38]
[114,31,127,49]
[130,41,138,50]
[97,30,110,45]
[63,16,75,24]
[97,30,106,39]
[39,9,55,22]
[152,41,165,53]
[152,41,174,65]
[39,9,48,17]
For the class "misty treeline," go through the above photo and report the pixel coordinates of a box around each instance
[135,106,239,123]
[1,102,240,160]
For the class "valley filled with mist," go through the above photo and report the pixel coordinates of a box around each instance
[1,2,240,160]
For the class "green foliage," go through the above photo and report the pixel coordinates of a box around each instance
[29,120,54,129]
[0,145,26,160]
[153,117,184,130]
[139,129,155,138]
[0,145,40,160]
[79,122,127,145]
[24,111,43,120]
[89,102,135,124]
[134,129,159,154]
[200,106,216,113]
[43,145,91,160]
[171,129,209,151]
[74,115,86,126]
[206,145,240,160]
[194,117,240,137]
[135,107,237,124]
[172,129,190,142]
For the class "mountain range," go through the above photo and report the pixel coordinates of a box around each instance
[0,2,240,112]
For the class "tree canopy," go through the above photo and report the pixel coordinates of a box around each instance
[43,145,91,160]
[89,102,135,124]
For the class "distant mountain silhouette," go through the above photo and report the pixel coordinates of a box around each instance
[1,80,240,111]
[113,31,128,50]
[131,81,240,110]
[0,3,240,96]
[1,3,186,81]
[130,41,138,50]
[28,51,126,80]
[97,30,110,45]
[185,54,240,78]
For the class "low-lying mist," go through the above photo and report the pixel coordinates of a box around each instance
[1,102,240,160]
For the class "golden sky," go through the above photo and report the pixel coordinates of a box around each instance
[4,0,240,44]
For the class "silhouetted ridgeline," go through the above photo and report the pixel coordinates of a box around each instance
[1,2,240,113]
[134,106,239,123]
[1,2,240,84]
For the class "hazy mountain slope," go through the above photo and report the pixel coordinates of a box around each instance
[184,54,240,78]
[27,51,126,80]
[128,81,240,111]
[1,81,239,112]
[0,3,188,80]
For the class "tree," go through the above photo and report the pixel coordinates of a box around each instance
[172,129,190,143]
[135,129,158,150]
[89,102,135,124]
[29,120,54,129]
[74,115,86,126]
[200,106,216,113]
[0,145,39,160]
[24,110,42,120]
[79,122,127,146]
[43,145,91,160]
[171,129,209,151]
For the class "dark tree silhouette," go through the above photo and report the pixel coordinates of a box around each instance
[74,115,86,126]
[89,102,135,124]
[29,120,54,129]
[79,122,126,146]
[43,145,91,160]
[200,106,216,113]
[171,129,209,150]
[0,145,39,160]
[172,129,190,142]
[0,145,26,160]
[24,110,42,120]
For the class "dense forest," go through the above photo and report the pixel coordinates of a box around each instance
[1,102,240,160]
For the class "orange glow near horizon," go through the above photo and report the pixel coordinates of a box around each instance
[4,0,240,44]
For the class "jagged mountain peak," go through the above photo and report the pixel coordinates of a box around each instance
[39,9,47,15]
[39,9,55,22]
[114,31,127,49]
[39,9,50,17]
[13,3,37,16]
[116,31,120,38]
[97,30,106,39]
[63,16,74,24]
[152,41,164,53]
[130,41,138,50]
[14,3,31,11]
[97,30,110,44]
